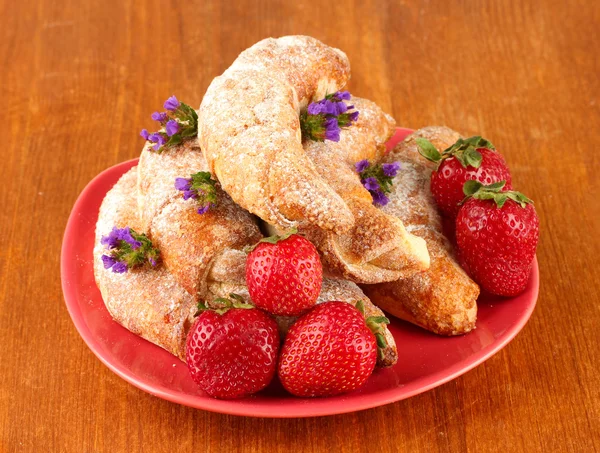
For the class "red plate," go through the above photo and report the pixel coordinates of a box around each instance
[61,128,538,418]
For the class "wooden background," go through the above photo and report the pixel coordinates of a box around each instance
[1,0,599,451]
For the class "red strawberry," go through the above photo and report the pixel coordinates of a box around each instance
[278,301,389,397]
[185,295,279,399]
[456,181,539,296]
[246,230,323,316]
[417,136,513,218]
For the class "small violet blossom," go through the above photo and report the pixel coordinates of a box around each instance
[363,177,380,192]
[164,95,180,111]
[140,96,198,153]
[382,162,401,177]
[371,190,390,206]
[151,111,168,122]
[197,204,211,215]
[324,117,341,142]
[355,159,370,173]
[301,91,359,143]
[101,226,141,250]
[148,133,166,151]
[355,159,401,207]
[174,172,218,215]
[165,119,180,137]
[111,261,129,274]
[100,226,159,273]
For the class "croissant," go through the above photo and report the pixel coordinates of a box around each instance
[198,36,355,234]
[300,97,430,284]
[94,168,196,359]
[95,167,398,365]
[137,140,262,299]
[362,126,480,335]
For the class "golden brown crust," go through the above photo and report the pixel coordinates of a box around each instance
[198,36,355,234]
[362,126,479,336]
[301,98,430,284]
[137,139,262,299]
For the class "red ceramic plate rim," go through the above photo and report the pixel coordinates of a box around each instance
[62,128,538,418]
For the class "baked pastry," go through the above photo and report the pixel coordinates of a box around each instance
[362,126,480,335]
[95,167,398,365]
[300,97,430,284]
[137,140,262,300]
[94,168,197,360]
[198,36,355,234]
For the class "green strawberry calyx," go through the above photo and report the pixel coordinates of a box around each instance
[416,136,495,169]
[259,227,298,245]
[245,227,298,253]
[195,293,254,317]
[355,300,391,360]
[462,180,534,208]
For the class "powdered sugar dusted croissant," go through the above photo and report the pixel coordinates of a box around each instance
[137,140,262,300]
[94,168,196,360]
[198,36,354,234]
[362,126,479,335]
[95,167,397,365]
[301,98,430,284]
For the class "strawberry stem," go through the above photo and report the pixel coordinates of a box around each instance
[417,135,496,169]
[259,227,298,245]
[462,180,534,208]
[194,294,253,316]
[245,227,299,253]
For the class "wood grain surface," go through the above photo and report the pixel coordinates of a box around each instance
[1,0,599,451]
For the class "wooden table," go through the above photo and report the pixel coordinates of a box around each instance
[2,0,599,451]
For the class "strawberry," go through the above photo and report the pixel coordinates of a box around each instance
[185,294,280,399]
[456,181,539,297]
[246,230,323,316]
[278,301,389,397]
[417,136,513,218]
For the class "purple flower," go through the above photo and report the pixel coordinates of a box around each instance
[175,177,197,200]
[101,226,141,250]
[151,111,168,122]
[164,95,180,111]
[303,91,358,143]
[140,129,150,140]
[324,117,340,142]
[101,254,129,274]
[334,101,348,115]
[148,257,157,267]
[101,226,125,249]
[307,102,323,115]
[197,204,210,215]
[372,190,390,206]
[149,133,166,151]
[101,254,116,269]
[112,261,128,274]
[363,177,380,192]
[355,159,370,173]
[334,91,351,101]
[165,120,180,137]
[174,177,191,191]
[382,162,401,177]
[308,98,344,116]
[183,189,197,200]
[325,100,341,116]
[121,231,142,250]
